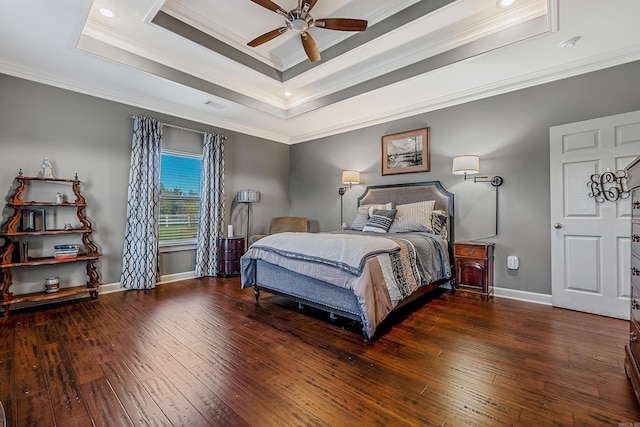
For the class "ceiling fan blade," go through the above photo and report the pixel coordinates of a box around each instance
[247,27,288,47]
[300,32,321,62]
[315,18,368,32]
[301,0,318,16]
[250,0,288,15]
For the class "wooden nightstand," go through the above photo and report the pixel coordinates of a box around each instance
[216,237,245,277]
[453,241,495,301]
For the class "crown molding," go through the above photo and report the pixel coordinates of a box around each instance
[288,44,640,143]
[3,40,639,147]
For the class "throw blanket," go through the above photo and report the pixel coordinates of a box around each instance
[248,232,400,275]
[241,231,451,339]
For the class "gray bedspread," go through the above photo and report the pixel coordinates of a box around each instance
[240,231,451,338]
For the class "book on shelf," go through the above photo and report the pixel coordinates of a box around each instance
[53,243,79,260]
[54,244,80,250]
[12,241,28,262]
[21,209,46,232]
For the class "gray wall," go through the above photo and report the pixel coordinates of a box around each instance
[0,74,289,291]
[3,60,640,297]
[290,60,640,295]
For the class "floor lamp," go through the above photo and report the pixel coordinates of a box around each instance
[237,189,260,248]
[338,170,360,228]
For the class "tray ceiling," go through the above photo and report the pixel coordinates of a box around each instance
[1,0,640,143]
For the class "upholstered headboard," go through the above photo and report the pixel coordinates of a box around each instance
[356,181,454,242]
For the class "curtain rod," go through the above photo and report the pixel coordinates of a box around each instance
[130,115,226,139]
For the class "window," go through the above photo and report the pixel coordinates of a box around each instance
[159,149,202,246]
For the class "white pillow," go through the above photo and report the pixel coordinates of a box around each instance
[388,200,435,233]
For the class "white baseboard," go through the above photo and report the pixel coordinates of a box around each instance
[158,271,197,284]
[99,282,124,294]
[99,271,197,294]
[493,286,552,305]
[101,276,552,307]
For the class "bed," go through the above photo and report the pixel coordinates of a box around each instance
[240,181,454,341]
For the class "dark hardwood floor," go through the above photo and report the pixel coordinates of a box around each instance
[1,277,639,426]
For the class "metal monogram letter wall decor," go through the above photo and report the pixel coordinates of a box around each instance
[588,169,629,203]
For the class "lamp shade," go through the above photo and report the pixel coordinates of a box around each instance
[341,170,360,185]
[452,155,480,175]
[237,189,260,203]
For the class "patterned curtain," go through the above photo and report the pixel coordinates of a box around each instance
[120,116,162,289]
[195,132,225,277]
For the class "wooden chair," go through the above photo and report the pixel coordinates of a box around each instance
[249,216,308,246]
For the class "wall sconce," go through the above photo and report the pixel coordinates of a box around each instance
[452,155,503,187]
[338,170,360,227]
[237,189,260,248]
[452,155,503,236]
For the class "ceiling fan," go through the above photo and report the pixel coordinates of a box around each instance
[247,0,368,63]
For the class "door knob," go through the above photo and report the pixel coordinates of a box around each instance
[553,223,562,229]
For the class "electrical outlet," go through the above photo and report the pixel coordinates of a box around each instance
[507,256,519,270]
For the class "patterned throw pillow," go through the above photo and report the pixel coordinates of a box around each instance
[431,209,448,239]
[367,202,395,217]
[349,206,370,231]
[350,203,395,231]
[388,200,435,233]
[362,209,397,233]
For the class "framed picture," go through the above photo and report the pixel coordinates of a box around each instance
[21,209,46,232]
[381,128,430,175]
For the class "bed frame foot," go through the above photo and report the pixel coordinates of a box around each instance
[361,326,371,342]
[253,286,260,302]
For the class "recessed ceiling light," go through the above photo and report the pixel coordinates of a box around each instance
[559,36,581,48]
[497,0,516,7]
[99,8,117,18]
[283,90,293,97]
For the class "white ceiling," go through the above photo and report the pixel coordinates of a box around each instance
[1,0,640,144]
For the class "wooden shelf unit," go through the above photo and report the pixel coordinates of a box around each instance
[0,172,100,317]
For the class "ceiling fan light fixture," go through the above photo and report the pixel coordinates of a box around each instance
[290,18,309,32]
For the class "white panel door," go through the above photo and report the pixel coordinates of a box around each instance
[550,110,640,319]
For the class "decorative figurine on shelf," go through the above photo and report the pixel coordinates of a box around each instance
[41,157,53,178]
[64,223,73,230]
[56,192,63,204]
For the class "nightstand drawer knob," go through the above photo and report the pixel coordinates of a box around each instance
[553,223,562,229]
[632,332,638,343]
